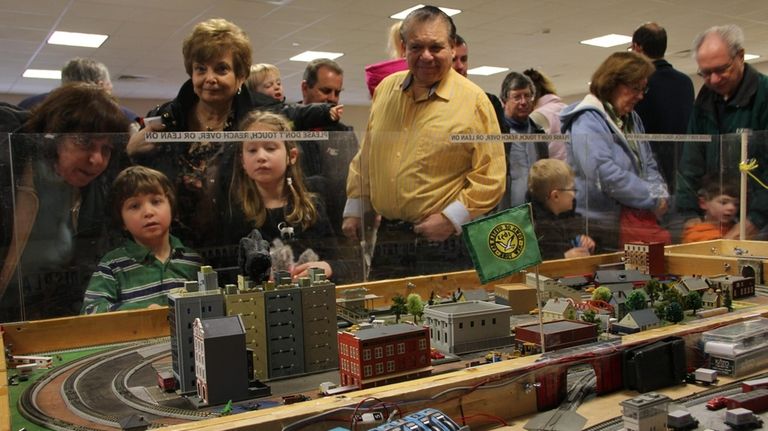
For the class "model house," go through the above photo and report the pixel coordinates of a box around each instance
[613,309,661,334]
[422,301,513,354]
[193,315,249,406]
[541,298,576,322]
[337,323,431,389]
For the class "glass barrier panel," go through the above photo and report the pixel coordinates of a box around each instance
[0,131,366,322]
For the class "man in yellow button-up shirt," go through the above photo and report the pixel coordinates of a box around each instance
[342,5,505,279]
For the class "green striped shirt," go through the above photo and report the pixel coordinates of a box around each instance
[81,235,202,314]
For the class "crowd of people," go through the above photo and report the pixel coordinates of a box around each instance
[1,6,766,321]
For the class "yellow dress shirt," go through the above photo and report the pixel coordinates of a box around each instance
[346,69,506,229]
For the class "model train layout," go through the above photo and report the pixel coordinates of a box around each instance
[4,239,768,431]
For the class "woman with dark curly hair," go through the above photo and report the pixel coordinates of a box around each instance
[0,83,130,321]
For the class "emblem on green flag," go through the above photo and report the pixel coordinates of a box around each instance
[462,204,542,284]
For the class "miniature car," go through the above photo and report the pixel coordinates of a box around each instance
[706,396,728,410]
[430,348,445,360]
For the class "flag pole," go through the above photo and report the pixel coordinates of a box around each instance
[534,264,545,354]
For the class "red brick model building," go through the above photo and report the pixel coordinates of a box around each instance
[338,324,432,389]
[624,242,665,276]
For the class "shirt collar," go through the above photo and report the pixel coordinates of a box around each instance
[124,235,184,262]
[400,69,454,100]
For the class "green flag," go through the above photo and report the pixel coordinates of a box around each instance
[462,204,542,284]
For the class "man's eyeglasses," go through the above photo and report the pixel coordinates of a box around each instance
[697,59,735,79]
[557,188,577,193]
[507,93,534,104]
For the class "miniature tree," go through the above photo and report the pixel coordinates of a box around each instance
[661,285,683,305]
[581,309,599,324]
[565,307,577,320]
[665,301,684,323]
[406,293,424,323]
[644,279,661,305]
[654,303,667,321]
[684,291,703,315]
[626,290,648,311]
[592,286,612,302]
[390,294,408,323]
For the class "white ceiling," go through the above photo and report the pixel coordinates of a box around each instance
[1,0,768,106]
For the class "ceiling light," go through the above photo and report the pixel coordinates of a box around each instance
[390,4,462,20]
[467,66,509,76]
[48,31,108,48]
[290,51,344,62]
[23,69,61,79]
[580,34,632,48]
[745,53,761,61]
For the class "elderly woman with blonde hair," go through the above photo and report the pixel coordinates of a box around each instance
[127,18,254,246]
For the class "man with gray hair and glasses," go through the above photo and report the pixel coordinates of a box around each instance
[677,24,768,239]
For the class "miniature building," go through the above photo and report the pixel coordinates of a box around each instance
[168,278,225,394]
[300,268,339,374]
[614,309,661,334]
[709,275,755,299]
[422,301,513,354]
[607,284,633,319]
[541,298,576,322]
[677,276,710,295]
[526,272,582,303]
[197,265,219,291]
[193,315,249,405]
[514,320,598,351]
[337,323,431,389]
[701,289,722,309]
[594,269,650,285]
[118,414,150,431]
[620,392,670,431]
[624,242,665,276]
[223,267,338,381]
[494,283,537,315]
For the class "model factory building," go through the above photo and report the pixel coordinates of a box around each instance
[423,300,513,354]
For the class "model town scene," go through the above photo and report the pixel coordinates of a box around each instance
[6,239,768,431]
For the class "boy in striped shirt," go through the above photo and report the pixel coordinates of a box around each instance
[82,166,202,313]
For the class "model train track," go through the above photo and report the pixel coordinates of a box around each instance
[18,346,138,431]
[111,349,218,420]
[584,372,768,431]
[18,339,217,430]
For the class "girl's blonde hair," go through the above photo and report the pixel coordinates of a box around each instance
[231,111,317,230]
[246,63,280,93]
[387,22,405,59]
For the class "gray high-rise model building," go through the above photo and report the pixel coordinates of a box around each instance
[168,270,224,394]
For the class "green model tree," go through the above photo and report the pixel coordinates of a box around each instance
[581,309,599,324]
[592,286,612,302]
[390,294,408,323]
[406,293,424,323]
[644,279,662,305]
[665,302,684,323]
[654,303,667,321]
[661,285,683,305]
[626,290,648,311]
[685,291,703,315]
